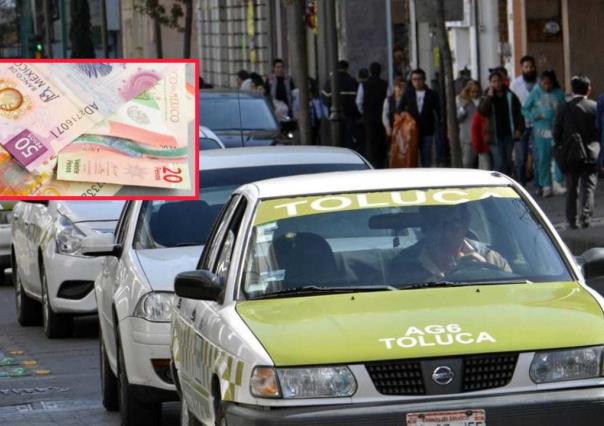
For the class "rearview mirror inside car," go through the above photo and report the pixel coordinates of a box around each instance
[174,270,223,302]
[80,233,122,258]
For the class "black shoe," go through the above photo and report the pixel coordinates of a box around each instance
[569,222,579,230]
[581,221,591,229]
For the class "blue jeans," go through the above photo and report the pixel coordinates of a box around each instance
[514,128,531,185]
[490,137,514,175]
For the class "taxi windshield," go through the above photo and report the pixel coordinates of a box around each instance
[241,187,572,299]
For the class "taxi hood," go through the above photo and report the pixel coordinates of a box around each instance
[236,282,604,366]
[135,247,203,291]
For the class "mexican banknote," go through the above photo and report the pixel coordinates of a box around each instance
[57,65,194,190]
[0,62,174,171]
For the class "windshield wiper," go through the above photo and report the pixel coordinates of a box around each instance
[252,285,398,299]
[404,279,533,289]
[404,281,465,289]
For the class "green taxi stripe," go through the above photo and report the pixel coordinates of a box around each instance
[223,356,233,381]
[235,361,244,386]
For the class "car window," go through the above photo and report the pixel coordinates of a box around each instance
[213,197,248,283]
[114,201,134,245]
[200,97,278,131]
[199,194,241,271]
[241,187,572,299]
[200,138,222,150]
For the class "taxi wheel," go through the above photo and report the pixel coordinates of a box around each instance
[14,266,41,326]
[41,270,73,339]
[117,337,161,426]
[212,385,227,426]
[180,397,201,426]
[100,337,119,411]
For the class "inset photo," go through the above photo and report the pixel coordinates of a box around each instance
[0,59,198,199]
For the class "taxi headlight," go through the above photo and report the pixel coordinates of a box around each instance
[55,214,86,255]
[250,366,356,399]
[134,292,175,322]
[529,346,604,383]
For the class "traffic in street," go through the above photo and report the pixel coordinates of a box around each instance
[0,172,604,425]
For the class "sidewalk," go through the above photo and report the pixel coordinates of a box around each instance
[531,177,604,255]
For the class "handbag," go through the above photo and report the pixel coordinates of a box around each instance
[554,101,601,173]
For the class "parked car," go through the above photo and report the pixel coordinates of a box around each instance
[200,90,297,148]
[0,201,16,285]
[171,168,604,426]
[81,146,371,425]
[11,200,124,338]
[199,125,225,150]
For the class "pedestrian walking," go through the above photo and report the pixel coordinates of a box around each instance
[478,70,525,175]
[456,80,482,168]
[554,75,600,229]
[356,62,388,168]
[471,107,492,170]
[382,76,406,138]
[238,69,252,90]
[322,60,360,150]
[522,70,566,197]
[510,56,538,187]
[265,58,295,115]
[596,91,604,175]
[397,68,442,167]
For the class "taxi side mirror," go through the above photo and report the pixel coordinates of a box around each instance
[174,270,223,302]
[579,248,604,280]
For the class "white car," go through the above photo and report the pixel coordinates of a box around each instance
[199,126,226,150]
[11,200,124,338]
[170,168,604,426]
[0,202,15,285]
[81,146,371,425]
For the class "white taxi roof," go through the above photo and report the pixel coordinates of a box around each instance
[244,168,515,199]
[199,146,367,171]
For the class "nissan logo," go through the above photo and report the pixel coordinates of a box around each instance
[432,366,454,385]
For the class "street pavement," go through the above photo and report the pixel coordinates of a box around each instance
[0,284,178,425]
[0,177,603,425]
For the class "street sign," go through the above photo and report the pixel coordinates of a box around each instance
[416,0,464,23]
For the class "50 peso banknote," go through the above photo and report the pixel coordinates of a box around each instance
[56,65,195,190]
[0,62,175,172]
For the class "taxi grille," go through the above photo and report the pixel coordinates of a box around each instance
[366,353,518,395]
[365,361,425,395]
[462,353,518,392]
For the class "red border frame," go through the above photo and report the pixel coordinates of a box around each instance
[0,58,200,201]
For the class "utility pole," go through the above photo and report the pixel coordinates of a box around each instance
[183,0,193,58]
[325,0,342,147]
[433,0,461,167]
[42,0,52,57]
[284,0,311,145]
[100,0,109,57]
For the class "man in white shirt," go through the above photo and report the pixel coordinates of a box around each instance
[510,56,538,187]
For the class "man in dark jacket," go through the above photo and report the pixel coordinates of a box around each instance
[397,68,442,167]
[322,60,359,150]
[554,75,600,229]
[356,62,388,168]
[478,70,525,175]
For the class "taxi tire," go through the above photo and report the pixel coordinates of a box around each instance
[212,383,228,426]
[100,336,119,411]
[14,266,41,326]
[41,270,73,339]
[117,335,161,426]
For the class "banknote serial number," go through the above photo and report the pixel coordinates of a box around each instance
[81,183,105,196]
[49,102,99,138]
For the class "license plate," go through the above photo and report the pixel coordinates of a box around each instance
[406,409,486,426]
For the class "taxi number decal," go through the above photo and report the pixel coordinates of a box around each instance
[379,324,496,349]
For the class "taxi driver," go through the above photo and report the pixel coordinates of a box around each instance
[389,203,511,284]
